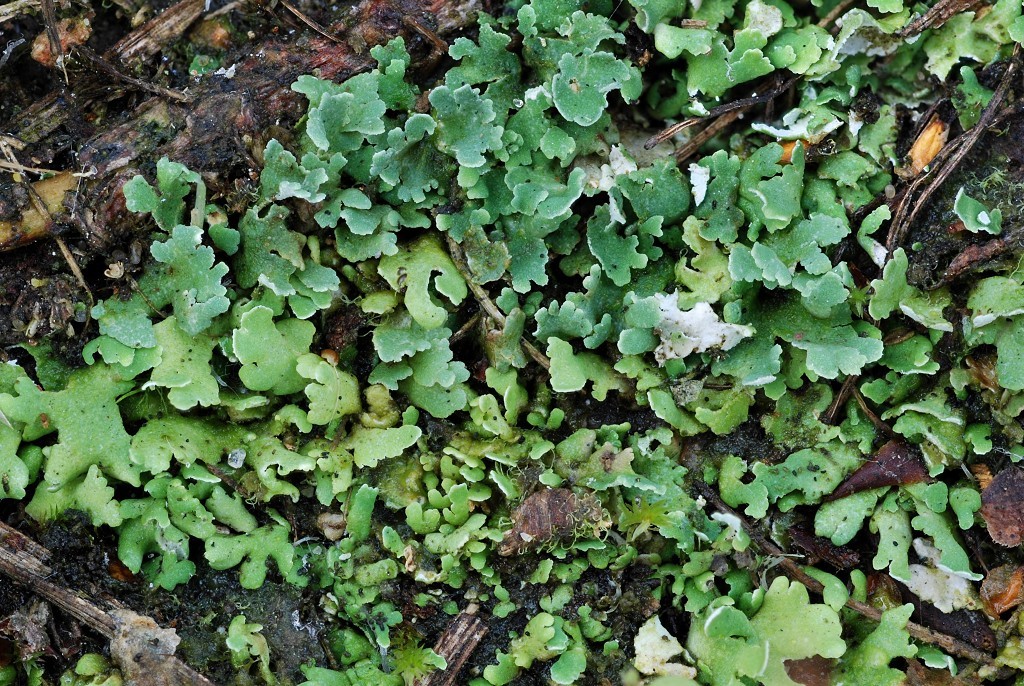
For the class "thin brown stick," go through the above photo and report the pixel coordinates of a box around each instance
[888,49,1019,253]
[0,544,117,636]
[822,374,858,425]
[852,385,899,439]
[816,0,860,32]
[449,310,482,344]
[418,605,489,686]
[646,75,798,149]
[39,0,68,82]
[0,522,216,684]
[899,0,984,37]
[674,109,744,163]
[77,46,189,102]
[696,483,997,665]
[445,235,551,370]
[277,0,345,43]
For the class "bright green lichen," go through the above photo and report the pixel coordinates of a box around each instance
[2,0,1021,682]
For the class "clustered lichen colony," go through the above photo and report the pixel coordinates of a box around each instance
[2,0,1024,682]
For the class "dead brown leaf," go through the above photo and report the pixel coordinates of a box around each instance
[825,440,928,502]
[784,656,833,686]
[498,489,609,556]
[980,564,1024,617]
[981,466,1024,546]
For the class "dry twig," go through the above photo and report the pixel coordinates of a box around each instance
[697,483,998,665]
[0,522,216,685]
[417,605,489,686]
[445,235,551,370]
[887,47,1020,253]
[899,0,985,36]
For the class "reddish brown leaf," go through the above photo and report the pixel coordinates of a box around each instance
[825,441,928,502]
[784,656,833,686]
[980,564,1024,617]
[498,489,609,556]
[981,467,1024,546]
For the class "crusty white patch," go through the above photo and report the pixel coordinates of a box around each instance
[689,163,711,207]
[903,538,981,613]
[634,616,697,678]
[653,295,754,364]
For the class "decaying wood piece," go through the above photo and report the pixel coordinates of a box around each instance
[5,0,206,147]
[0,171,77,249]
[417,604,489,686]
[1,0,481,254]
[0,521,216,685]
[941,226,1024,283]
[113,0,207,63]
[0,0,40,25]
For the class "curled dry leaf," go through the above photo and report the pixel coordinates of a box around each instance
[498,488,609,556]
[902,116,948,178]
[981,467,1024,547]
[825,440,928,502]
[980,564,1024,617]
[317,512,346,542]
